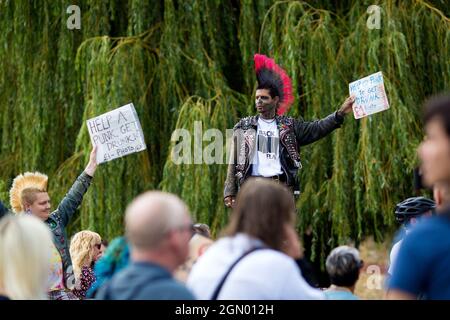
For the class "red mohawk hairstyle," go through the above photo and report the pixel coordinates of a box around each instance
[254,54,294,116]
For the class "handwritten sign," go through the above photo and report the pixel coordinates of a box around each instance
[87,103,147,164]
[349,71,390,119]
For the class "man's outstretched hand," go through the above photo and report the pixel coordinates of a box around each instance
[84,145,98,177]
[338,95,356,116]
[224,196,236,208]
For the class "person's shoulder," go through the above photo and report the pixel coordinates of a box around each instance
[191,237,232,263]
[410,215,450,235]
[277,115,301,127]
[402,216,450,250]
[234,116,257,130]
[391,239,402,252]
[166,279,196,297]
[142,277,196,300]
[105,263,134,284]
[94,265,141,299]
[277,115,296,122]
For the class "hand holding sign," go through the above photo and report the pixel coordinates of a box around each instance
[84,145,98,177]
[87,103,147,164]
[338,95,356,115]
[349,71,390,119]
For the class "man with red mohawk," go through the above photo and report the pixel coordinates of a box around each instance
[224,54,354,207]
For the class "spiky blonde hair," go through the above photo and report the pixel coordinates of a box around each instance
[9,172,48,213]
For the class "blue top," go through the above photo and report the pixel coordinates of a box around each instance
[388,212,450,299]
[324,290,359,300]
[95,261,195,300]
[87,236,130,298]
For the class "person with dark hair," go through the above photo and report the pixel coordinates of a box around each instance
[387,94,450,300]
[0,215,55,300]
[0,201,9,220]
[188,178,323,299]
[324,246,363,300]
[223,54,355,207]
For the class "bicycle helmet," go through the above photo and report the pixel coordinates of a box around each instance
[394,197,435,224]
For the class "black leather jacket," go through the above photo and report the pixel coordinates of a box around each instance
[224,111,344,198]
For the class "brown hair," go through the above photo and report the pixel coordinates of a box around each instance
[224,178,296,251]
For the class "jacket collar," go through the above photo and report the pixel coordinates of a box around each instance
[249,114,285,126]
[242,115,292,135]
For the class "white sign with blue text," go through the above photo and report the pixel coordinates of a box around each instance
[349,71,390,119]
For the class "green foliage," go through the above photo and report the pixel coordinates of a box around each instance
[0,1,448,262]
[258,0,449,265]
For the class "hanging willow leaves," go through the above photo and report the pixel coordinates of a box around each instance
[0,1,448,255]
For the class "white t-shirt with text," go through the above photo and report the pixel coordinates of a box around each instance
[251,118,283,177]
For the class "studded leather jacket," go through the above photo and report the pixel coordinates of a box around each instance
[224,111,344,198]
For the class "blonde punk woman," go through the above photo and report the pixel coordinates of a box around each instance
[70,230,102,299]
[9,146,98,300]
[0,215,54,300]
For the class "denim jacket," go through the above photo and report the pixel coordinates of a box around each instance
[224,111,344,198]
[45,172,93,289]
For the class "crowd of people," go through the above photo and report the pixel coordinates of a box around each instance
[0,84,449,299]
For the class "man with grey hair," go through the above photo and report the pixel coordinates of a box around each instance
[95,191,195,300]
[324,246,363,300]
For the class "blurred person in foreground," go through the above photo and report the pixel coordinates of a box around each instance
[95,191,195,300]
[188,178,324,300]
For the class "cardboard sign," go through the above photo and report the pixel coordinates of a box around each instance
[349,71,390,119]
[87,103,147,164]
